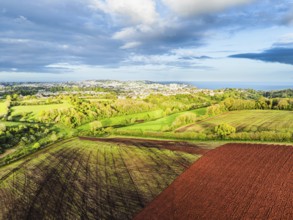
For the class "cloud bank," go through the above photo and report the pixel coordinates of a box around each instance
[230,44,293,66]
[162,0,254,17]
[0,0,292,75]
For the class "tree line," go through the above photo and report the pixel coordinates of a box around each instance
[37,94,211,128]
[207,97,293,116]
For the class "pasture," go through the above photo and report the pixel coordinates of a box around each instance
[101,110,164,127]
[179,110,293,133]
[0,100,8,116]
[20,98,48,104]
[119,108,206,132]
[78,110,164,131]
[9,102,72,121]
[0,138,199,219]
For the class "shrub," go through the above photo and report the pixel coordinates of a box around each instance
[207,104,226,116]
[90,121,103,132]
[214,124,236,137]
[171,113,197,129]
[0,123,6,132]
[32,142,41,150]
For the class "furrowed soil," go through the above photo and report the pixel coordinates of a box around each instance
[135,143,293,220]
[80,137,209,155]
[0,138,199,220]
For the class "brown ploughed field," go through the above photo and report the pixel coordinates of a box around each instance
[80,137,209,155]
[135,143,293,220]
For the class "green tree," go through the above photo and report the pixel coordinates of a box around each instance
[90,121,103,132]
[32,142,41,150]
[277,99,289,110]
[0,123,6,132]
[214,124,236,138]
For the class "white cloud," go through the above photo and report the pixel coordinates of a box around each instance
[18,15,28,21]
[92,0,158,25]
[92,0,162,49]
[171,48,205,57]
[15,15,33,24]
[0,38,31,44]
[278,33,293,44]
[120,41,141,49]
[112,24,155,40]
[112,27,138,41]
[124,48,209,66]
[112,24,160,48]
[162,0,254,17]
[127,54,179,64]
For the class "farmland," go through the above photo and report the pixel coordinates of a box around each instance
[9,102,71,121]
[179,110,293,133]
[78,109,164,131]
[1,83,293,219]
[135,143,293,220]
[0,101,8,117]
[118,108,206,132]
[116,109,293,142]
[0,138,200,219]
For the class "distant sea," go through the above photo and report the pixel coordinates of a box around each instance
[160,81,293,91]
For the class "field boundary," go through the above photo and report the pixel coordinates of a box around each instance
[79,136,209,155]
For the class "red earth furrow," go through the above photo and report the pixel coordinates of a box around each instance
[135,143,293,220]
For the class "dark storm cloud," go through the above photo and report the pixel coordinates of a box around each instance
[229,45,293,65]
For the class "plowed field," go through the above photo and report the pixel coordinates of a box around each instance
[135,143,293,220]
[0,138,199,220]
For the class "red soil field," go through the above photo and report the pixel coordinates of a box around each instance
[135,143,293,220]
[79,137,209,155]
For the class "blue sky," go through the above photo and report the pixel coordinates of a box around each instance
[0,0,293,82]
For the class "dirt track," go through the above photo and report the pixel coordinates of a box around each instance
[135,143,293,220]
[79,137,209,155]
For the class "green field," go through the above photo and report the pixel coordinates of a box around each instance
[180,110,293,133]
[20,98,46,104]
[0,101,8,116]
[119,108,206,132]
[10,102,72,120]
[78,109,164,131]
[0,138,199,219]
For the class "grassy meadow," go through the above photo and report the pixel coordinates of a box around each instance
[0,101,8,116]
[78,109,165,131]
[179,110,293,133]
[118,108,207,132]
[10,102,72,120]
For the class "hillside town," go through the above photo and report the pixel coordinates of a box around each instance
[0,80,220,99]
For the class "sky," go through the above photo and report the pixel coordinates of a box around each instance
[0,0,293,82]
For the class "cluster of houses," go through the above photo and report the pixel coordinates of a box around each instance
[0,80,222,99]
